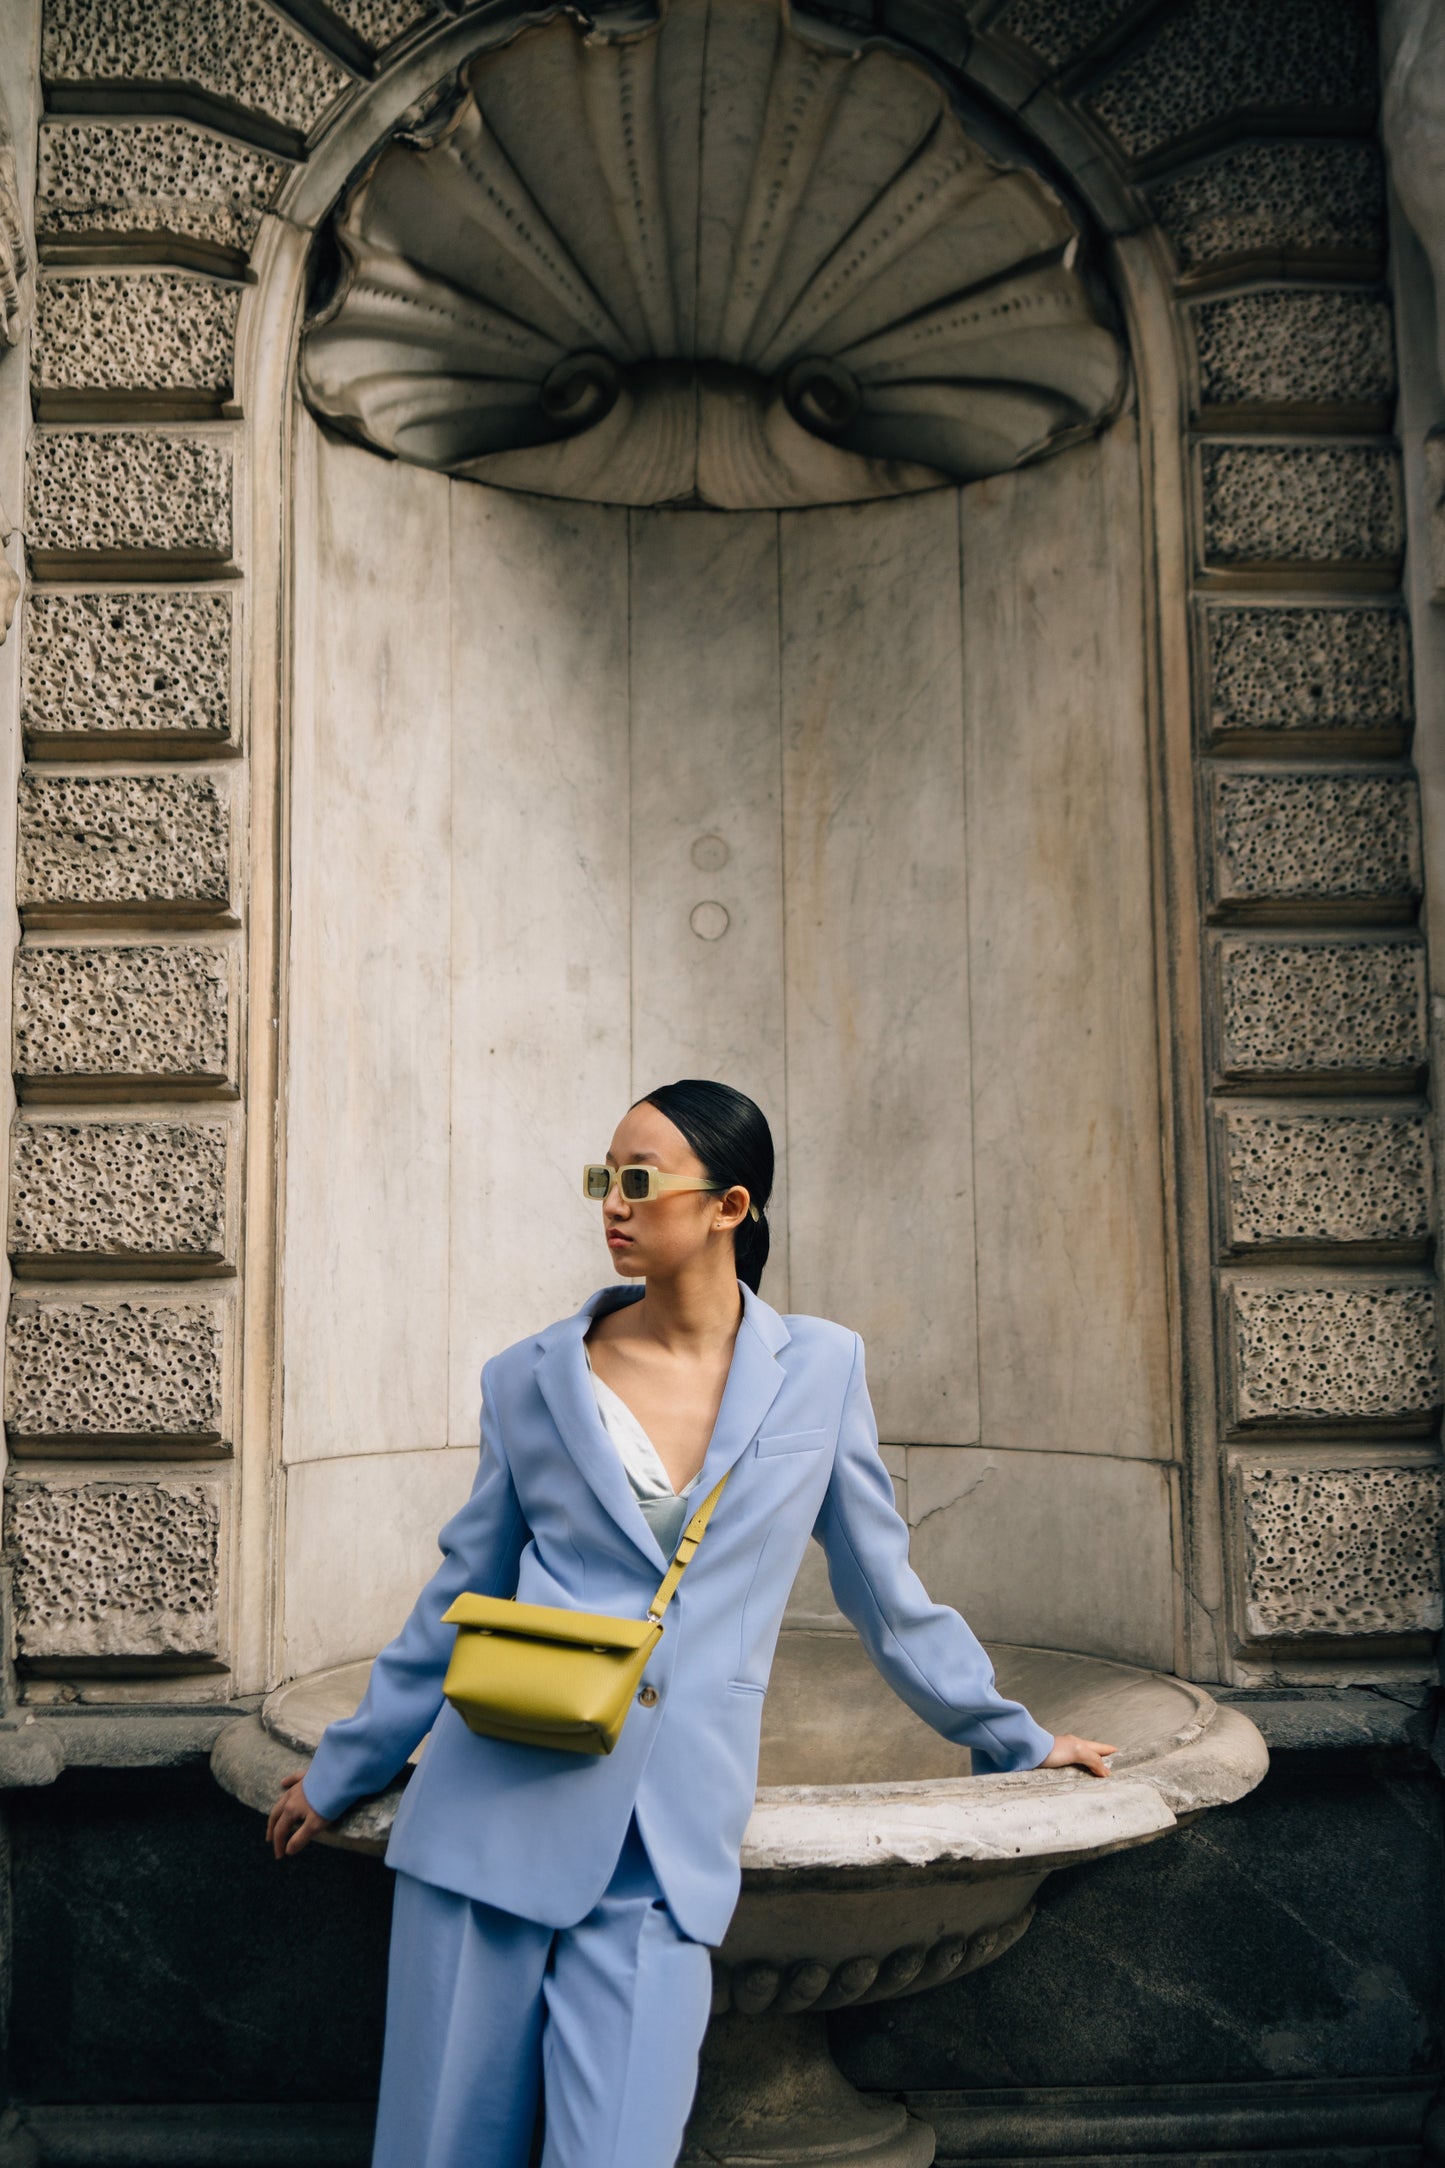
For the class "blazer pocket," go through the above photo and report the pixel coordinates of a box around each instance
[755,1427,829,1457]
[726,1679,767,1696]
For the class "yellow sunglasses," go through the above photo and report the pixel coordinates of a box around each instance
[582,1164,761,1219]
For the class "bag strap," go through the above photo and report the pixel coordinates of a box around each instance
[645,1470,732,1625]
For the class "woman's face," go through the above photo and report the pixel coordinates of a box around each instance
[597,1102,742,1281]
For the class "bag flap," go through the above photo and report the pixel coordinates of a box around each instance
[440,1592,657,1652]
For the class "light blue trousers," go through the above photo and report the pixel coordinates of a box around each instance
[371,1817,714,2168]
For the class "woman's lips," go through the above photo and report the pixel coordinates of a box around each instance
[606,1231,632,1248]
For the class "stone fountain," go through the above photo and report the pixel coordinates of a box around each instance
[214,1633,1265,2166]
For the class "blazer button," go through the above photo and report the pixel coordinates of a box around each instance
[638,1685,659,1707]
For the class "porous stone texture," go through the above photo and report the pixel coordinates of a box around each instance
[17,774,230,912]
[1203,606,1412,743]
[992,0,1137,69]
[1200,444,1403,570]
[329,0,435,47]
[1237,1461,1444,1638]
[34,273,239,396]
[1192,290,1395,411]
[1088,0,1377,163]
[13,945,231,1083]
[1211,772,1420,906]
[26,431,233,561]
[1150,141,1386,274]
[22,591,234,742]
[42,0,350,138]
[1229,1284,1441,1427]
[5,1296,225,1445]
[1220,1110,1433,1250]
[35,121,285,259]
[5,1477,219,1660]
[9,1121,229,1263]
[1217,939,1426,1081]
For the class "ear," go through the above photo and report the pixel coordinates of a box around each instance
[713,1183,752,1232]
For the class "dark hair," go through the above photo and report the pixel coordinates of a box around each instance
[637,1079,774,1292]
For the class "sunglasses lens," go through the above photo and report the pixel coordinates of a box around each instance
[619,1167,652,1201]
[584,1165,611,1199]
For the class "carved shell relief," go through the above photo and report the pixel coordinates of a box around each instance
[301,0,1126,510]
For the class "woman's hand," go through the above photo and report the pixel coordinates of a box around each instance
[266,1770,333,1858]
[1040,1733,1116,1778]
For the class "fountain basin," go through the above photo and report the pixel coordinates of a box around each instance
[213,1637,1266,2165]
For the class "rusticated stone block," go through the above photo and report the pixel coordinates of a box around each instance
[1219,1111,1432,1251]
[17,774,230,912]
[1200,444,1402,570]
[1236,1461,1443,1639]
[1088,0,1376,163]
[13,945,231,1085]
[1211,772,1420,908]
[1203,606,1411,745]
[992,0,1135,69]
[1218,939,1426,1082]
[330,0,436,47]
[36,120,284,260]
[6,1294,226,1447]
[1228,1284,1441,1428]
[27,430,233,564]
[9,1120,230,1265]
[1150,141,1385,275]
[42,0,349,139]
[5,1475,219,1660]
[22,590,234,743]
[1192,290,1394,412]
[35,272,238,397]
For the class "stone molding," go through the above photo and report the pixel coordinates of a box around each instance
[21,589,237,751]
[1224,1282,1442,1434]
[12,943,235,1093]
[8,1118,234,1274]
[1208,771,1421,918]
[1214,937,1427,1088]
[35,119,287,270]
[25,427,237,575]
[1197,442,1404,577]
[1216,1109,1433,1258]
[16,772,233,919]
[34,269,241,414]
[1199,603,1412,753]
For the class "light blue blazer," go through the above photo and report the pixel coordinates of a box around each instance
[302,1281,1055,1947]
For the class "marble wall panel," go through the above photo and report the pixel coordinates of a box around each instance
[1149,140,1385,276]
[1210,771,1420,911]
[22,590,236,745]
[1218,1109,1433,1253]
[1199,444,1403,571]
[5,1292,228,1451]
[35,120,285,260]
[446,484,632,1441]
[628,509,789,1302]
[1216,938,1427,1084]
[13,942,233,1088]
[41,0,350,138]
[1202,605,1411,749]
[9,1119,231,1268]
[282,1446,475,1678]
[1234,1458,1443,1640]
[34,271,239,400]
[26,428,234,566]
[780,492,978,1446]
[1226,1282,1441,1430]
[17,773,231,914]
[961,425,1173,1460]
[282,426,451,1465]
[905,1445,1176,1670]
[6,1473,220,1661]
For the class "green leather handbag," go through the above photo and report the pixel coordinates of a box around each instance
[439,1471,731,1754]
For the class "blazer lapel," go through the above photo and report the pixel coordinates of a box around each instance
[690,1283,791,1499]
[534,1297,670,1575]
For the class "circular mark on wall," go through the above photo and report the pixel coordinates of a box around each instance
[691,833,730,872]
[690,901,730,941]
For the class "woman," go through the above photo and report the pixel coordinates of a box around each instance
[267,1079,1114,2168]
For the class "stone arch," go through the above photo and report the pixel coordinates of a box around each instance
[5,0,1437,1705]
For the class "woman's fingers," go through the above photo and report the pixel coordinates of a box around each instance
[267,1773,315,1858]
[1041,1733,1119,1777]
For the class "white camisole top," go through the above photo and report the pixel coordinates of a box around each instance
[584,1344,699,1559]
